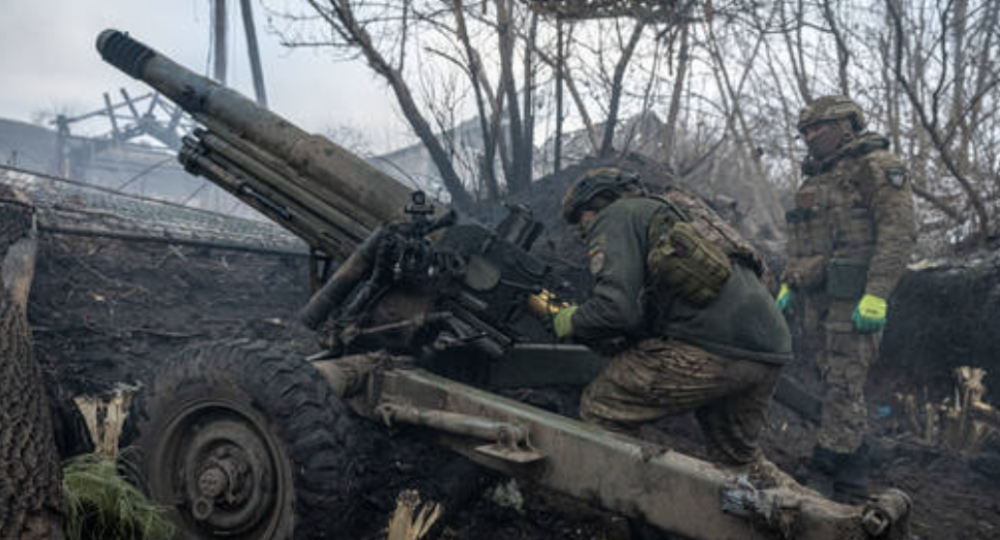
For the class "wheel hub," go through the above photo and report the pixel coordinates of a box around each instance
[191,442,259,522]
[197,466,229,500]
[159,409,284,538]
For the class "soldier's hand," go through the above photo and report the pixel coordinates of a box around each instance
[775,283,795,317]
[852,294,887,333]
[553,305,578,339]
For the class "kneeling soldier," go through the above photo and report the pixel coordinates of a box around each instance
[555,167,793,479]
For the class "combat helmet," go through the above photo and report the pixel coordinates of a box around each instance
[562,167,641,224]
[797,96,866,133]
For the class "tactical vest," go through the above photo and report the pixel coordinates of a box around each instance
[787,134,900,299]
[646,188,770,307]
[642,190,791,364]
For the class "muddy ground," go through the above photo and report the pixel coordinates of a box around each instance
[20,160,1000,539]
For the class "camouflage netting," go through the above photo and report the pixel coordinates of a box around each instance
[524,0,687,21]
[0,167,305,256]
[0,168,312,396]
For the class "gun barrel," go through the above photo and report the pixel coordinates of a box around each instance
[96,29,414,255]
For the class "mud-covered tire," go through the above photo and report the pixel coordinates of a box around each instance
[120,339,358,540]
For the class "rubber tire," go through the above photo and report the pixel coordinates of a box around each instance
[120,339,358,540]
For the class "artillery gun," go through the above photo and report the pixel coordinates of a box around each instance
[97,29,911,540]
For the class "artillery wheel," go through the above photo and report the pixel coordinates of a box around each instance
[120,339,359,540]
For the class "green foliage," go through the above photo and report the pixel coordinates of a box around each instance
[62,453,175,540]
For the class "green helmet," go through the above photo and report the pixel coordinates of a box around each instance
[797,95,866,133]
[562,167,640,224]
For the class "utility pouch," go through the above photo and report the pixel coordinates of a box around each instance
[825,258,869,300]
[647,218,732,307]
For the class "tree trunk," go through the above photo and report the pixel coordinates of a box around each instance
[497,0,526,192]
[664,22,690,167]
[762,37,802,190]
[703,16,767,180]
[947,0,968,172]
[598,20,645,158]
[519,11,539,193]
[0,185,65,540]
[820,0,851,96]
[966,0,999,139]
[782,0,813,103]
[523,22,600,154]
[452,0,500,199]
[554,17,565,173]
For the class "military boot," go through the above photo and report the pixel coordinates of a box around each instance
[833,442,870,503]
[803,445,838,498]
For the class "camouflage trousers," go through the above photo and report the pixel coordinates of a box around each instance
[798,293,880,453]
[580,337,781,466]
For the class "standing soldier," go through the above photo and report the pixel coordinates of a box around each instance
[778,96,916,499]
[552,167,795,486]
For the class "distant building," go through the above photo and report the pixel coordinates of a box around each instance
[0,116,260,219]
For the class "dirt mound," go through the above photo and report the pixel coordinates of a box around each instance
[878,249,1000,397]
[469,154,673,269]
[470,153,785,283]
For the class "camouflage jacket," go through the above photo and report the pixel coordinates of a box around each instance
[786,133,917,300]
[572,196,792,364]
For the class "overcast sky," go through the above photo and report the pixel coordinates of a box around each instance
[0,0,411,152]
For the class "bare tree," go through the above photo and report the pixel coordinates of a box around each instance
[663,21,692,166]
[597,19,646,157]
[702,6,768,178]
[520,22,602,154]
[819,0,852,96]
[885,0,996,243]
[275,1,475,207]
[779,0,813,103]
[450,0,502,198]
[267,0,999,249]
[496,0,536,191]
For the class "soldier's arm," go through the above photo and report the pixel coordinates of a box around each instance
[571,205,648,341]
[864,155,917,298]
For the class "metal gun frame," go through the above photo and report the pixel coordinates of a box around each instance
[314,349,909,540]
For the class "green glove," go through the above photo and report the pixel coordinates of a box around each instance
[775,283,794,316]
[852,294,887,334]
[553,305,578,339]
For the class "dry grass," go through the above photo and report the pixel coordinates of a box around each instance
[62,453,175,540]
[387,489,443,540]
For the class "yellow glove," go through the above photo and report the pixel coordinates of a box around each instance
[553,305,578,339]
[775,283,794,316]
[526,289,570,319]
[852,294,887,334]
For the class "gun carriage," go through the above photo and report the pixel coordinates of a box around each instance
[97,29,910,540]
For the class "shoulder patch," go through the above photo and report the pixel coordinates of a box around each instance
[589,250,606,275]
[587,233,608,275]
[885,167,907,189]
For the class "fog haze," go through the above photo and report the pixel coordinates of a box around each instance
[0,0,410,152]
